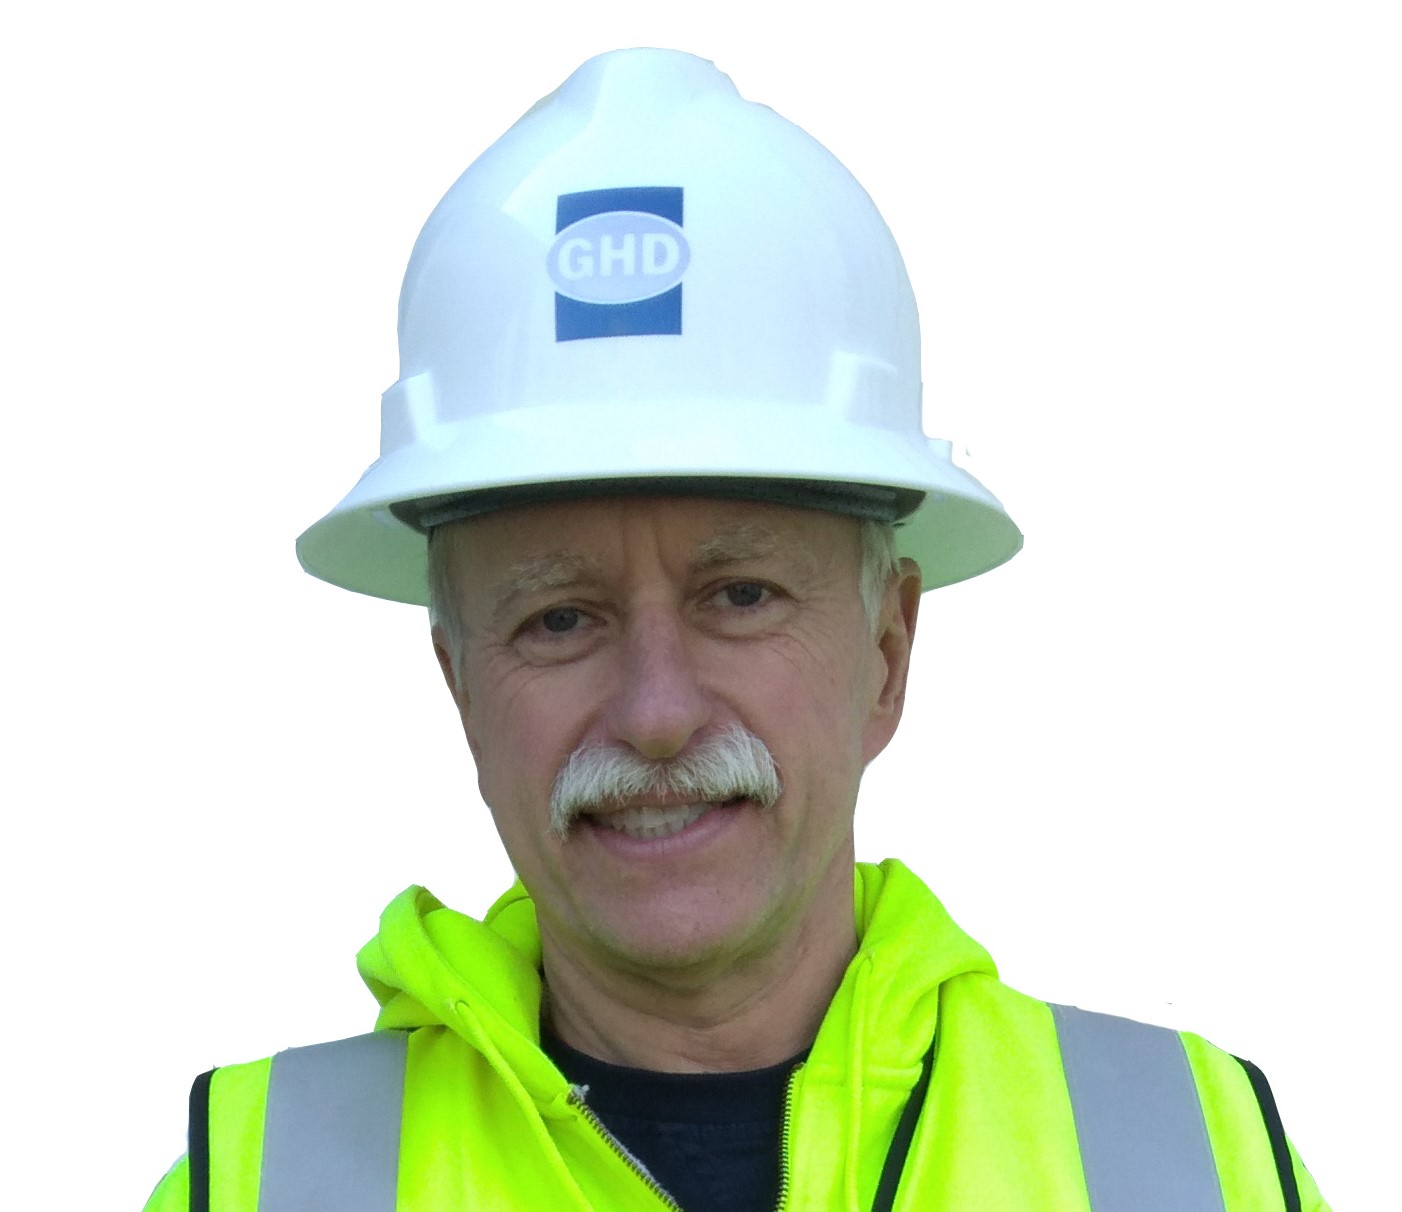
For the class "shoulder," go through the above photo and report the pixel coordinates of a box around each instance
[165,1032,420,1212]
[937,974,1328,1209]
[939,973,1268,1135]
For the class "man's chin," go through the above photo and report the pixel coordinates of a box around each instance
[567,872,785,982]
[584,917,777,983]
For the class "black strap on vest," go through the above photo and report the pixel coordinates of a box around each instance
[1233,1055,1302,1212]
[870,1029,939,1212]
[187,1068,215,1212]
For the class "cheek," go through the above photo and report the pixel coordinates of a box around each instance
[473,714,554,809]
[742,650,870,781]
[465,662,600,809]
[772,628,877,724]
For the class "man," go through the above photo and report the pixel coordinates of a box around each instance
[146,48,1328,1210]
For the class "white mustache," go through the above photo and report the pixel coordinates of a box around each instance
[549,724,782,837]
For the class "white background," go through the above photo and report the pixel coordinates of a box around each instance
[3,2,1396,1208]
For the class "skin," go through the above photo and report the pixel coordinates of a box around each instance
[433,496,921,1073]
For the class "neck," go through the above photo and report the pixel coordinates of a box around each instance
[539,861,858,1073]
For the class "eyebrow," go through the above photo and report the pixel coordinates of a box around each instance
[694,520,821,588]
[693,522,781,567]
[487,552,599,626]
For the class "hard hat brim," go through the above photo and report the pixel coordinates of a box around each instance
[296,404,1023,605]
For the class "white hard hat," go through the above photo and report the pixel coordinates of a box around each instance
[297,48,1022,605]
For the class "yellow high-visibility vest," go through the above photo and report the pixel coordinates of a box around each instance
[145,861,1329,1211]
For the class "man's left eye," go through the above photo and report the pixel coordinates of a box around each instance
[723,582,768,608]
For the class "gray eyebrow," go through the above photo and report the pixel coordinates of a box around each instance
[693,522,781,567]
[693,521,821,593]
[487,552,599,626]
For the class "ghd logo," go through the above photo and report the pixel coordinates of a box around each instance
[548,212,689,304]
[550,187,686,342]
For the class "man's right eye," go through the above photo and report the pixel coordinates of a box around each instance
[539,606,581,634]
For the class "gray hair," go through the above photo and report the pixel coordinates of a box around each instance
[429,516,899,678]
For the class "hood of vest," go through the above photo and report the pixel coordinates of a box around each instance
[356,858,996,1112]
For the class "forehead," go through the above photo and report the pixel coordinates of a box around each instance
[439,495,860,598]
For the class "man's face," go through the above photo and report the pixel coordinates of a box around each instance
[434,496,918,980]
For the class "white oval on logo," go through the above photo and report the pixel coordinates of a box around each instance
[547,211,690,304]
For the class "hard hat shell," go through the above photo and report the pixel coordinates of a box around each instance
[297,48,1022,605]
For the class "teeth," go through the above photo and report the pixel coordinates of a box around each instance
[595,802,712,839]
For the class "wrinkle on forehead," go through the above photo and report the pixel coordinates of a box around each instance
[497,518,789,587]
[478,509,834,625]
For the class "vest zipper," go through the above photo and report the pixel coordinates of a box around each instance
[567,1086,683,1211]
[774,1061,803,1211]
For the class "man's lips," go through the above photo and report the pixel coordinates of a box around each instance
[580,796,750,840]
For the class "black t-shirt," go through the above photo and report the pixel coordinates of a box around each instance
[542,1029,808,1212]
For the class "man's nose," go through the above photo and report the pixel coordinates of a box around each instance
[606,608,711,761]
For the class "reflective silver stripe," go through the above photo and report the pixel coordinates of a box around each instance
[1050,1003,1225,1212]
[258,1031,408,1212]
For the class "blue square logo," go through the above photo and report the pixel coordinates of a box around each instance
[549,187,687,341]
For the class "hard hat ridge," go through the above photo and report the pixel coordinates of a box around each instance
[297,48,1022,604]
[557,47,740,119]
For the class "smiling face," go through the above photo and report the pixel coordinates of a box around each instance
[433,496,919,983]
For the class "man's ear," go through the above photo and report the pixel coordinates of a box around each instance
[432,622,481,762]
[862,558,922,764]
[432,622,460,699]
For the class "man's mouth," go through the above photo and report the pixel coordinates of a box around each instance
[584,797,747,840]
